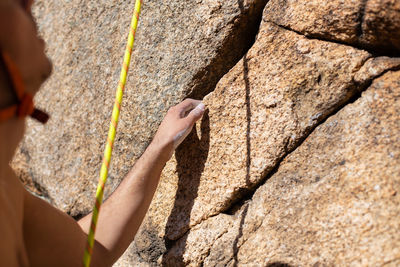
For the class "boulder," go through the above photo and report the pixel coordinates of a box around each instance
[12,0,267,216]
[129,19,400,264]
[195,70,400,266]
[264,0,400,53]
[9,0,400,266]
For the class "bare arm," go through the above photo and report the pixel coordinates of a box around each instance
[1,2,208,266]
[22,99,205,267]
[78,99,206,263]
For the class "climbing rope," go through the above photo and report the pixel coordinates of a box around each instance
[83,0,143,266]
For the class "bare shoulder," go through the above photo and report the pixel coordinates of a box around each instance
[0,166,108,266]
[22,175,109,267]
[0,166,88,266]
[0,166,28,266]
[22,180,89,266]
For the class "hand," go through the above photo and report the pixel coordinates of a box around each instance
[151,99,206,160]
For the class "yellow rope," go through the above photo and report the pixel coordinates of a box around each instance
[83,1,142,266]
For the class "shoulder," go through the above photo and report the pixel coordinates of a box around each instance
[0,166,29,266]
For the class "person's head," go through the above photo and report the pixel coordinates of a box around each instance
[0,0,52,162]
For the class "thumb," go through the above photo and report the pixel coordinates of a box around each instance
[186,102,206,124]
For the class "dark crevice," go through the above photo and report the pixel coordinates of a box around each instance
[161,1,269,260]
[20,170,53,202]
[163,18,400,255]
[71,212,85,221]
[223,66,400,218]
[135,224,169,263]
[266,263,294,267]
[224,160,281,216]
[270,21,361,49]
[356,54,374,73]
[31,180,53,202]
[158,0,398,260]
[187,0,268,100]
[356,0,368,37]
[164,238,174,251]
[232,204,249,267]
[270,21,399,57]
[163,209,223,251]
[201,227,230,266]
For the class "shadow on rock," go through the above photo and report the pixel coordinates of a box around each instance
[162,110,210,266]
[266,263,294,267]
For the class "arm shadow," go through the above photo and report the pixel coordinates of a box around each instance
[162,110,210,266]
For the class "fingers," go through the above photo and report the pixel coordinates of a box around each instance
[186,102,205,123]
[175,98,203,118]
[153,98,206,155]
[171,99,205,149]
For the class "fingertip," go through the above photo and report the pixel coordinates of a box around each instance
[188,102,206,121]
[196,102,205,111]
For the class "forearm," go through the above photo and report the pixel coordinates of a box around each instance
[78,99,205,265]
[78,140,171,263]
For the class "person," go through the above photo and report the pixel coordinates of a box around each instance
[0,0,206,266]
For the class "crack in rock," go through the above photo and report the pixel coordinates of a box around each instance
[183,66,400,267]
[214,58,400,231]
[162,58,400,265]
[158,21,400,253]
[269,21,386,58]
[356,0,369,37]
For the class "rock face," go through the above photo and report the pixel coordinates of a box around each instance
[11,0,400,266]
[264,0,400,53]
[132,17,400,267]
[170,70,400,266]
[12,0,267,215]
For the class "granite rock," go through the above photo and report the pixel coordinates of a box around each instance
[264,0,400,54]
[235,70,400,266]
[8,0,400,266]
[163,70,400,267]
[131,19,400,263]
[12,0,267,215]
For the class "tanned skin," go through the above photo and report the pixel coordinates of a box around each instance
[0,0,206,266]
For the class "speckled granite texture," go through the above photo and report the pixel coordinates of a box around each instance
[264,0,400,53]
[13,0,267,215]
[10,0,400,266]
[171,70,400,266]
